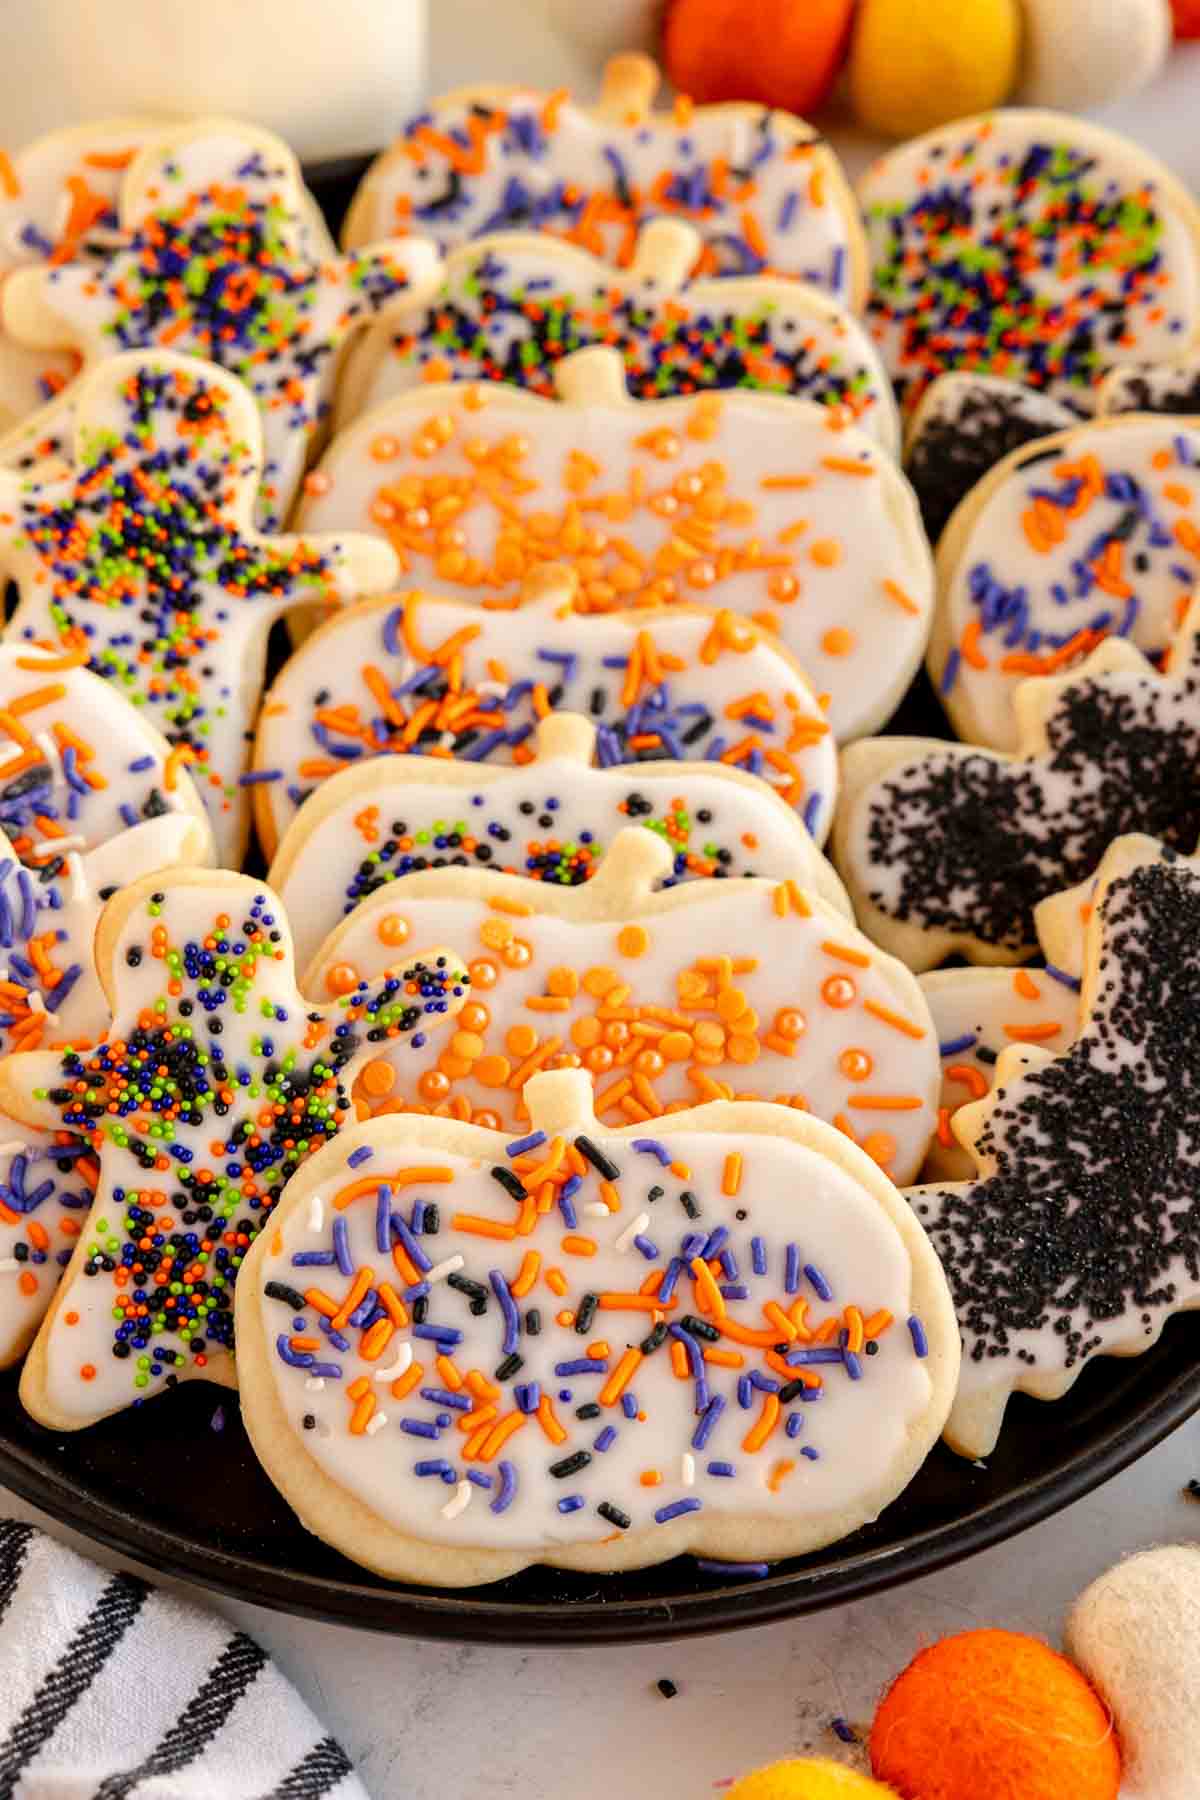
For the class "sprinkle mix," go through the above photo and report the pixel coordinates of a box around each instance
[27,131,423,527]
[862,118,1199,411]
[365,87,853,288]
[0,1128,97,1359]
[259,1111,933,1547]
[254,591,835,848]
[23,881,465,1407]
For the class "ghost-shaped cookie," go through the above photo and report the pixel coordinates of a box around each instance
[1,866,470,1429]
[235,1065,958,1584]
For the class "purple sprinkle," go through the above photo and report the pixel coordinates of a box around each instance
[706,1460,736,1477]
[908,1314,929,1357]
[400,1419,441,1439]
[489,1269,521,1355]
[347,1145,374,1168]
[631,1138,672,1166]
[210,1405,226,1432]
[785,1411,804,1439]
[654,1498,702,1524]
[621,1392,639,1420]
[695,1559,769,1579]
[506,1130,546,1156]
[938,1031,977,1058]
[466,1470,493,1490]
[691,1394,725,1451]
[801,1445,820,1461]
[751,1236,767,1277]
[832,1718,858,1745]
[490,1460,518,1514]
[805,1263,833,1302]
[414,1460,453,1477]
[784,1243,800,1294]
[558,1495,585,1514]
[843,1350,863,1381]
[375,1188,390,1255]
[594,1426,617,1453]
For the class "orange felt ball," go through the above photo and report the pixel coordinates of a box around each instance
[1171,0,1200,35]
[663,0,855,116]
[869,1630,1121,1800]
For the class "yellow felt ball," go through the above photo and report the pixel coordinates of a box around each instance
[727,1760,897,1800]
[848,0,1020,139]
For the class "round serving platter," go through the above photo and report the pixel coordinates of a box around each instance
[0,165,1195,1644]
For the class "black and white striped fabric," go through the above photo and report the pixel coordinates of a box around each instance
[0,1522,368,1800]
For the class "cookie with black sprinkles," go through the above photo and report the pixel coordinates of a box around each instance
[834,615,1200,971]
[1098,356,1200,420]
[904,372,1075,544]
[904,846,1200,1459]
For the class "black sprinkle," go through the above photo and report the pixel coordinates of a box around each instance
[494,1352,524,1381]
[490,1165,529,1204]
[575,1293,598,1335]
[265,1280,305,1311]
[656,1679,678,1699]
[598,1501,632,1529]
[574,1134,620,1181]
[549,1450,591,1479]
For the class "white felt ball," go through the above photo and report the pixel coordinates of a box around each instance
[1017,0,1171,112]
[1065,1544,1200,1800]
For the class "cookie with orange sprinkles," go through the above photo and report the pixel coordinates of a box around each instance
[341,51,866,298]
[250,566,839,859]
[0,348,398,865]
[834,599,1200,972]
[302,823,941,1187]
[858,109,1200,416]
[267,710,852,976]
[905,842,1200,1458]
[235,1067,958,1584]
[1,866,470,1430]
[298,347,928,741]
[336,217,896,449]
[0,116,440,528]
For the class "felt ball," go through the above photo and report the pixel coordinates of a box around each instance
[663,0,855,116]
[869,1629,1121,1800]
[727,1760,897,1800]
[1017,0,1171,109]
[847,0,1020,139]
[1066,1544,1200,1800]
[1171,0,1200,37]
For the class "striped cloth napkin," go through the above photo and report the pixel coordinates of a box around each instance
[0,1520,368,1799]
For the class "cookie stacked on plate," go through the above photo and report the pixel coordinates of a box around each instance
[0,58,1193,1585]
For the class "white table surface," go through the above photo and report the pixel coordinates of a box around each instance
[8,16,1200,1800]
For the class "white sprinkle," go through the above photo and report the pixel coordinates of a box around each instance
[307,1193,325,1233]
[582,1201,610,1218]
[365,1410,389,1437]
[31,834,85,858]
[374,1341,413,1383]
[681,1453,696,1487]
[65,853,88,904]
[34,731,60,776]
[476,679,508,700]
[26,991,55,1022]
[438,731,457,751]
[0,741,26,774]
[0,1258,22,1274]
[615,1211,650,1254]
[425,1254,464,1284]
[304,1376,326,1393]
[440,1479,472,1520]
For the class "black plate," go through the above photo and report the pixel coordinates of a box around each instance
[2,162,1197,1645]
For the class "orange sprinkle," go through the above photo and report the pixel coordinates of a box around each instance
[743,1394,781,1453]
[721,1152,742,1196]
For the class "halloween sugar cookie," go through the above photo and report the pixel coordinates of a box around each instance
[299,352,928,740]
[251,569,838,857]
[0,349,397,865]
[336,221,896,447]
[0,117,440,528]
[304,824,940,1185]
[902,373,1073,545]
[268,710,852,974]
[342,52,866,300]
[927,414,1200,751]
[859,110,1200,416]
[905,843,1200,1458]
[834,608,1200,971]
[2,868,470,1429]
[236,1066,959,1584]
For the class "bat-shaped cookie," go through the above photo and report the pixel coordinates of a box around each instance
[251,565,838,858]
[268,709,852,974]
[2,867,470,1429]
[343,51,866,298]
[299,348,930,742]
[0,348,398,865]
[236,1066,958,1584]
[336,218,896,448]
[0,116,439,526]
[859,108,1200,416]
[304,823,941,1185]
[905,841,1200,1458]
[835,602,1200,971]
